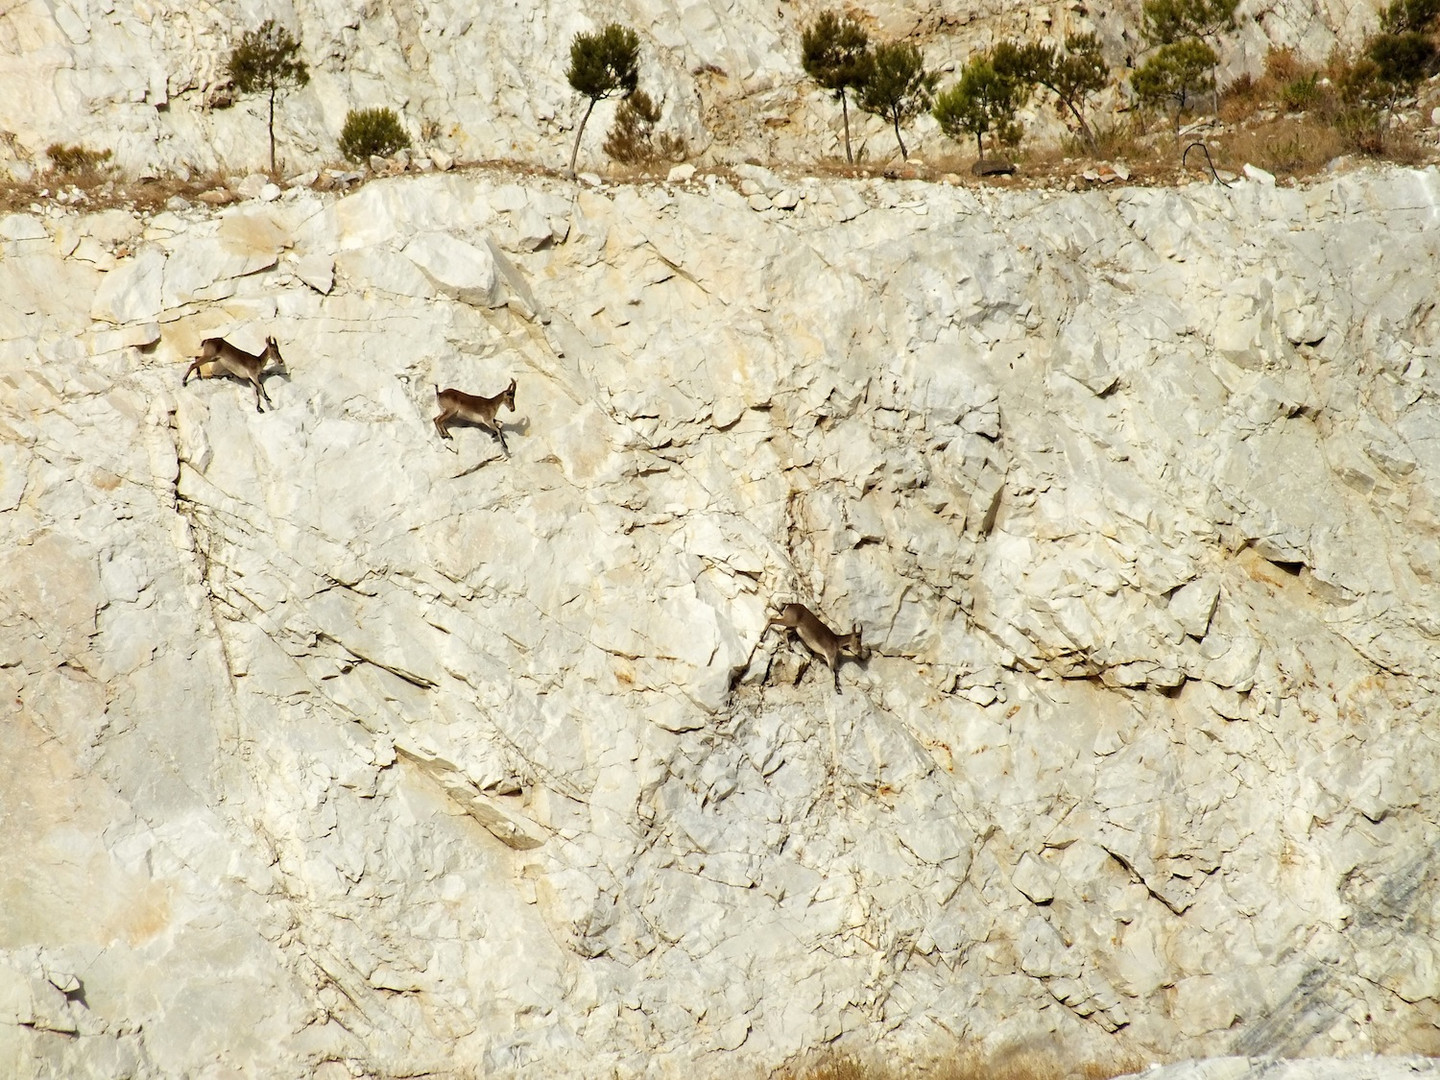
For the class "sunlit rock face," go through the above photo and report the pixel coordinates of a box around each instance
[4,163,1440,1077]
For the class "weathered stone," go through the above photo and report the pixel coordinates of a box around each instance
[1,214,47,241]
[89,244,165,323]
[401,232,500,305]
[293,252,334,294]
[6,164,1440,1080]
[1170,576,1221,639]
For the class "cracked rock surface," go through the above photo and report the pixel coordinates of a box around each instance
[3,165,1440,1077]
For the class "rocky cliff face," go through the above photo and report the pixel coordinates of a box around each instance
[5,161,1440,1077]
[0,0,1381,180]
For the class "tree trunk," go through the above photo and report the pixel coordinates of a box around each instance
[569,97,597,178]
[892,113,908,160]
[267,85,278,175]
[975,131,984,160]
[841,92,853,164]
[1063,99,1097,153]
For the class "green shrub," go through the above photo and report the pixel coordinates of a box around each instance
[339,107,412,162]
[1279,72,1322,110]
[1334,102,1388,153]
[1365,30,1440,93]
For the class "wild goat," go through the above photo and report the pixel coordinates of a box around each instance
[765,602,868,694]
[182,335,287,414]
[433,378,517,455]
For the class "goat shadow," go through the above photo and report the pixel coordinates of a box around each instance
[442,415,532,476]
[438,414,531,445]
[191,367,292,412]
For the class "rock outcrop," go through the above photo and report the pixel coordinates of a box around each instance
[4,162,1440,1077]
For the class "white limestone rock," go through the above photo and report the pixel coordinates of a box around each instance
[1170,576,1221,640]
[7,166,1440,1080]
[401,232,501,306]
[89,244,166,323]
[1,213,47,241]
[293,252,334,294]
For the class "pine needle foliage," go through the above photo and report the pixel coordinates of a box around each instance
[227,19,310,174]
[1131,38,1217,129]
[1379,0,1440,34]
[1137,0,1237,115]
[1141,0,1240,46]
[1365,29,1440,93]
[993,34,1108,151]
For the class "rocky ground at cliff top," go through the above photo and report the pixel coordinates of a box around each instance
[1116,1056,1440,1080]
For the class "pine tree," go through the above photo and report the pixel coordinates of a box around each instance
[800,12,874,163]
[993,34,1108,152]
[1131,38,1217,130]
[1139,0,1238,113]
[855,41,939,160]
[933,55,1027,160]
[566,23,641,176]
[228,20,310,175]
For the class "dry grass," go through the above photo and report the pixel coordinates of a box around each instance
[0,170,237,215]
[1215,115,1350,176]
[1209,44,1438,175]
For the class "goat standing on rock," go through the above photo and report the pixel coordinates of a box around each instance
[182,335,287,414]
[765,602,868,694]
[433,378,517,456]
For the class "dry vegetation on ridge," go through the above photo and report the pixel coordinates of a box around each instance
[4,43,1440,218]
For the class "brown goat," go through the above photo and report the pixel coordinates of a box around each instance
[183,335,287,413]
[765,602,868,693]
[433,378,517,455]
